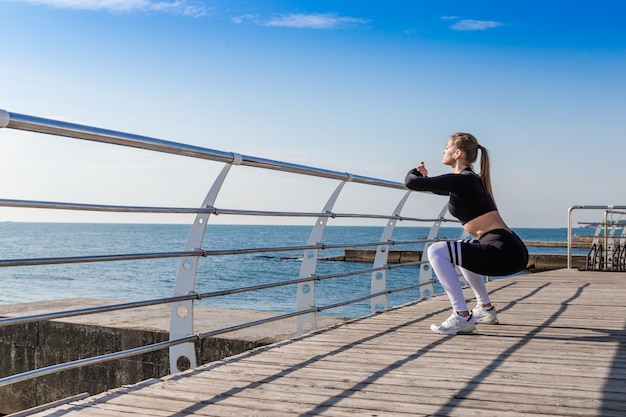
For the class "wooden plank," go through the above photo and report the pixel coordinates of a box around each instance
[24,269,626,417]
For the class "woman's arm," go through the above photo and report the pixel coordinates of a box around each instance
[405,168,459,196]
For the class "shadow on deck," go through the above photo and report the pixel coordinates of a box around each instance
[15,269,626,417]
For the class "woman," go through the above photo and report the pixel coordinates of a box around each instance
[405,132,528,335]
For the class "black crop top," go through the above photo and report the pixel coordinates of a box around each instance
[404,168,497,225]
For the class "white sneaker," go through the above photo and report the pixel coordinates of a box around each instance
[472,305,499,324]
[430,312,477,335]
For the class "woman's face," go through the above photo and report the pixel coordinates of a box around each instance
[442,140,458,166]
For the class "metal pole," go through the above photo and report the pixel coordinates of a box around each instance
[567,207,574,269]
[1,110,406,190]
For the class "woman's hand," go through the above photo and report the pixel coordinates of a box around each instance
[416,161,428,177]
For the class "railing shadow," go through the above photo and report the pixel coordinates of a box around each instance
[38,281,523,416]
[430,282,586,415]
[46,275,626,416]
[602,307,626,416]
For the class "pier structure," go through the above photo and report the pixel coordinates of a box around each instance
[1,109,624,415]
[0,108,464,412]
[568,206,626,271]
[10,268,626,416]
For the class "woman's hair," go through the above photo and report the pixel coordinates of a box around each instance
[450,132,495,204]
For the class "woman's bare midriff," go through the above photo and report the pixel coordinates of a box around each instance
[463,210,511,239]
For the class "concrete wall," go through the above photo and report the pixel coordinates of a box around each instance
[0,298,346,415]
[0,319,262,415]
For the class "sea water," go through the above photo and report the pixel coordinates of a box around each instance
[0,223,593,318]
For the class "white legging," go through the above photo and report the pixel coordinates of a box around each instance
[427,240,491,312]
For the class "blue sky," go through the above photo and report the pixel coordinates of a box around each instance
[0,0,624,228]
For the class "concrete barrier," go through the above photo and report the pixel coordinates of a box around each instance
[0,299,345,415]
[0,240,590,413]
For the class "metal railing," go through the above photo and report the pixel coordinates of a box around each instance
[0,109,461,391]
[567,205,626,269]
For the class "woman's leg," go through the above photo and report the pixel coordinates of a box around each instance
[426,241,468,312]
[426,241,476,334]
[459,267,490,306]
[457,240,500,324]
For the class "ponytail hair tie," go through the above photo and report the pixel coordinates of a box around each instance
[477,144,482,150]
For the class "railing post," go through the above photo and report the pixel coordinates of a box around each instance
[370,191,411,313]
[296,177,350,335]
[604,209,609,269]
[169,153,242,373]
[567,206,574,269]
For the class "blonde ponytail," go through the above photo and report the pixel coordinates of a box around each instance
[451,133,496,206]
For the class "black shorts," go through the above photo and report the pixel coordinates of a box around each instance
[460,229,529,276]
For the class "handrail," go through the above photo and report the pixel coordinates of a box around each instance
[3,111,405,189]
[0,108,460,401]
[568,205,626,269]
[0,237,441,268]
[0,197,450,222]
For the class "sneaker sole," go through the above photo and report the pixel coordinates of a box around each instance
[430,325,478,335]
[476,317,499,325]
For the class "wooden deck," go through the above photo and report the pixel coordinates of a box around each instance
[23,269,626,417]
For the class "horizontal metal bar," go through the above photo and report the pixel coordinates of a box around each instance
[0,198,218,214]
[193,278,435,339]
[0,236,445,268]
[0,305,320,388]
[199,239,426,257]
[0,246,324,268]
[2,258,427,329]
[317,279,435,313]
[216,209,451,223]
[0,334,197,388]
[194,260,427,303]
[3,111,406,190]
[198,237,442,258]
[307,260,425,282]
[578,221,622,225]
[569,205,626,211]
[0,293,200,328]
[0,198,334,217]
[0,198,455,224]
[0,250,204,267]
[195,279,436,343]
